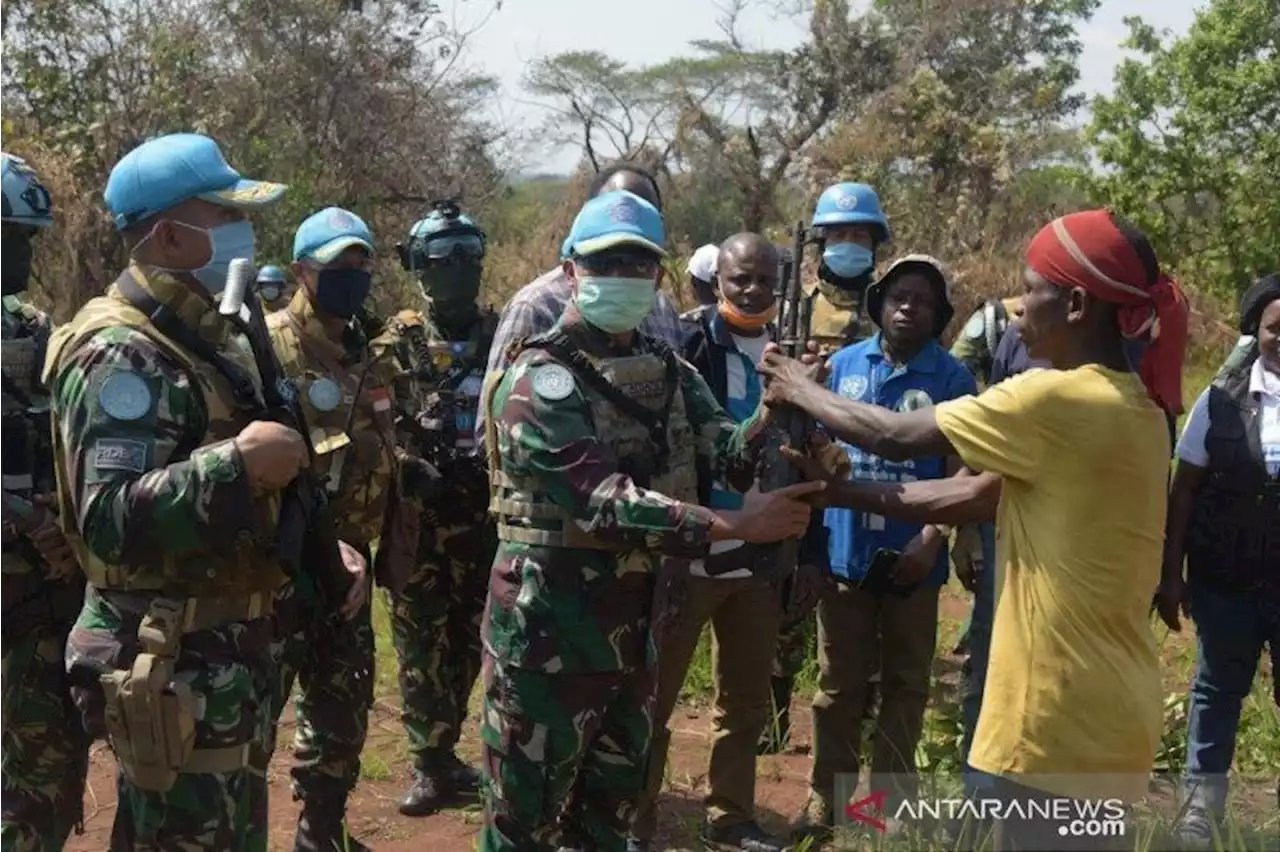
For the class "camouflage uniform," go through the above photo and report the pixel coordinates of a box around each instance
[261,288,397,833]
[44,266,286,851]
[376,304,497,781]
[2,295,90,852]
[949,297,1021,384]
[480,315,765,851]
[763,283,867,754]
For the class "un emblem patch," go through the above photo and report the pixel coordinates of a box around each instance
[897,389,934,412]
[838,375,868,400]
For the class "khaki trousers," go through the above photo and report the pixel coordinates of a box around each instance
[809,582,940,807]
[631,572,783,839]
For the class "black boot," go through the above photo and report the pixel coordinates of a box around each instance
[759,675,793,755]
[294,807,370,852]
[398,750,479,816]
[440,749,482,793]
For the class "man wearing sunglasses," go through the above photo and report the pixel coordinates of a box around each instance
[384,201,497,816]
[478,190,823,852]
[263,206,392,852]
[2,152,90,852]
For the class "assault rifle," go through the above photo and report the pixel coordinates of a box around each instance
[758,221,815,575]
[218,259,354,635]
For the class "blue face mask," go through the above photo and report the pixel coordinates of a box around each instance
[148,219,256,295]
[822,242,874,280]
[576,276,656,333]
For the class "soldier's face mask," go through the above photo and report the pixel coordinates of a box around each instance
[1,225,36,295]
[137,218,256,295]
[312,265,372,320]
[420,265,482,316]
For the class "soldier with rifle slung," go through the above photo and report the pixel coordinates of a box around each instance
[257,206,399,852]
[378,199,496,814]
[1,151,90,851]
[42,133,308,851]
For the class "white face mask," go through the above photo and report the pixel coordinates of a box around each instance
[136,218,256,295]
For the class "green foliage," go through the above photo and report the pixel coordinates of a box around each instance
[1085,0,1280,297]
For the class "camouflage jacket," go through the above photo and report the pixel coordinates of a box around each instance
[808,283,868,357]
[372,302,496,526]
[42,266,283,597]
[267,289,399,549]
[949,297,1021,386]
[483,312,765,674]
[3,295,56,565]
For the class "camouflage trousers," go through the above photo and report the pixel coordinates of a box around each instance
[264,578,375,807]
[1,628,90,852]
[67,587,275,851]
[388,521,493,767]
[479,654,655,852]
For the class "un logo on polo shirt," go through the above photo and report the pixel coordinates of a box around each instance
[839,375,868,400]
[897,389,934,412]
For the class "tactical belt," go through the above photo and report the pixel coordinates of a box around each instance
[487,469,630,551]
[99,594,270,792]
[99,587,273,632]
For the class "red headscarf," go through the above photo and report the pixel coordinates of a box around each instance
[1026,210,1189,414]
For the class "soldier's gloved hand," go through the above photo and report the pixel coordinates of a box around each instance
[236,420,309,490]
[338,539,370,620]
[713,480,824,544]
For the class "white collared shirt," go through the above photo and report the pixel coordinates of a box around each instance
[1177,358,1280,475]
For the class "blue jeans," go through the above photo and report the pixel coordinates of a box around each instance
[962,523,998,797]
[1183,581,1280,817]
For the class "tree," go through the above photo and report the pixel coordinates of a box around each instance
[2,0,505,314]
[802,0,1099,258]
[1085,0,1280,295]
[523,0,895,234]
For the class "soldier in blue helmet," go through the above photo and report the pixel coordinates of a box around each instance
[257,263,289,309]
[1,151,91,852]
[761,181,892,756]
[378,200,498,815]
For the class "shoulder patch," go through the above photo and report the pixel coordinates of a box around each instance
[98,371,154,421]
[963,312,985,340]
[307,377,342,412]
[92,438,148,474]
[531,363,576,401]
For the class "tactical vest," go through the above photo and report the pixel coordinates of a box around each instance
[487,336,698,550]
[266,305,396,547]
[1185,367,1280,597]
[391,307,496,452]
[809,287,865,355]
[42,275,285,596]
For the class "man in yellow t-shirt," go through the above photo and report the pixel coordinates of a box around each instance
[759,210,1190,849]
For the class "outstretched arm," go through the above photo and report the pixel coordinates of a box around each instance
[759,351,954,460]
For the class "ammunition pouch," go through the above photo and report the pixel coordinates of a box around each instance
[98,595,268,792]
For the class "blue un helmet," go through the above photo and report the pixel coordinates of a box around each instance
[398,200,486,320]
[257,264,287,303]
[2,153,54,295]
[812,182,891,289]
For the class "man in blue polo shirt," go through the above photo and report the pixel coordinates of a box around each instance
[798,254,976,836]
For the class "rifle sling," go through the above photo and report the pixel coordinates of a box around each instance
[116,271,262,412]
[523,331,680,462]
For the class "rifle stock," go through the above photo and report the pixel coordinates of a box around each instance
[218,260,353,623]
